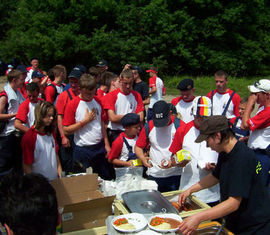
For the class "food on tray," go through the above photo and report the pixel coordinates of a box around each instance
[113,218,135,230]
[171,201,193,212]
[150,216,181,229]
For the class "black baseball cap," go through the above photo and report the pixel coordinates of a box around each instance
[96,60,108,67]
[32,70,45,79]
[177,79,194,91]
[120,113,140,128]
[68,69,82,79]
[153,100,170,127]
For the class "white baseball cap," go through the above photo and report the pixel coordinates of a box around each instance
[248,79,270,93]
[192,96,212,117]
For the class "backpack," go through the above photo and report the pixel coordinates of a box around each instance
[47,83,65,102]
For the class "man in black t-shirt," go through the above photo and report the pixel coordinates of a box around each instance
[177,115,270,235]
[131,66,149,122]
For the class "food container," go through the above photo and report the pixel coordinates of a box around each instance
[174,149,191,164]
[194,221,234,235]
[114,190,210,218]
[122,190,178,214]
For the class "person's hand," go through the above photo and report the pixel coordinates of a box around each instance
[61,136,70,148]
[205,162,216,171]
[142,157,152,168]
[177,215,201,235]
[178,159,190,168]
[123,64,131,70]
[248,93,258,104]
[178,189,191,207]
[105,144,111,158]
[83,108,96,124]
[127,160,134,167]
[159,159,172,169]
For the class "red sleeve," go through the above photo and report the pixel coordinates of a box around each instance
[62,98,80,126]
[16,100,30,123]
[136,121,154,148]
[133,91,144,113]
[44,85,56,103]
[103,90,118,111]
[247,108,270,131]
[56,91,68,115]
[171,97,181,106]
[149,77,156,88]
[22,127,37,165]
[232,92,241,117]
[108,133,124,160]
[169,121,192,154]
[230,117,236,125]
[206,90,215,99]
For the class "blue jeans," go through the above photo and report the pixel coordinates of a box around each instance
[148,175,180,193]
[73,141,112,180]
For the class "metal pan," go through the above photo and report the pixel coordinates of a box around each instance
[122,189,179,214]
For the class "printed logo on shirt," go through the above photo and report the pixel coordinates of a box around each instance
[256,161,262,174]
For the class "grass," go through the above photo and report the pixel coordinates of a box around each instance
[163,75,268,99]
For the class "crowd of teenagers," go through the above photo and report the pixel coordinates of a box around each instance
[0,58,270,235]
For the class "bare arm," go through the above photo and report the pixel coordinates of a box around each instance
[178,197,242,235]
[107,109,124,123]
[137,111,144,122]
[135,145,151,167]
[143,97,150,105]
[23,163,32,174]
[102,121,110,157]
[178,173,219,206]
[56,154,62,178]
[149,86,157,95]
[111,158,133,167]
[57,115,70,147]
[241,93,257,129]
[14,119,29,133]
[0,96,16,120]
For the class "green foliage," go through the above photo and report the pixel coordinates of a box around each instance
[0,0,270,76]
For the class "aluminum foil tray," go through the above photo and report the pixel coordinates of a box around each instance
[122,189,179,214]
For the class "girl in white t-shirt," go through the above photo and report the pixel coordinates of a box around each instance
[22,101,62,181]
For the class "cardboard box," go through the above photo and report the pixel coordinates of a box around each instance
[51,174,115,233]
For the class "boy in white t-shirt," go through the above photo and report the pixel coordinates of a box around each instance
[108,113,140,167]
[146,67,165,121]
[63,74,111,179]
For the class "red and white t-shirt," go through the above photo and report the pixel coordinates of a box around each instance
[169,121,219,203]
[96,88,107,99]
[56,88,77,116]
[247,106,270,149]
[149,76,164,108]
[136,116,184,178]
[63,96,106,147]
[171,96,195,123]
[44,82,65,104]
[25,67,44,83]
[103,88,144,131]
[21,127,59,181]
[16,98,43,128]
[206,89,240,119]
[108,132,138,162]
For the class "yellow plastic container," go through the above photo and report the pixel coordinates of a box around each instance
[175,149,191,164]
[132,158,142,166]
